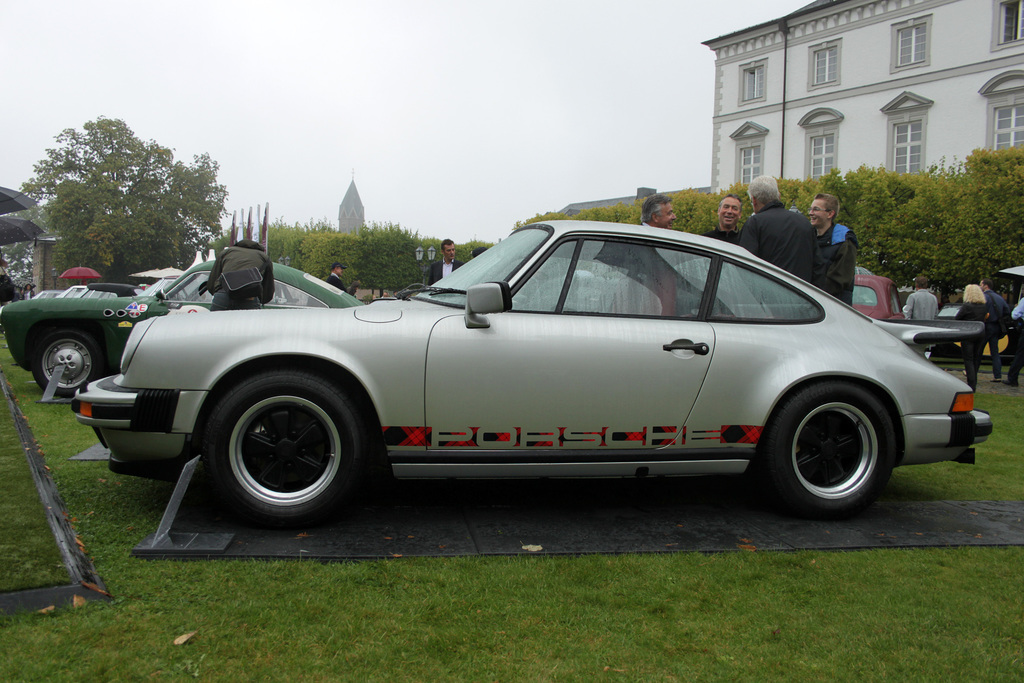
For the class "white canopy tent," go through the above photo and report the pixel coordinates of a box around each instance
[130,267,185,279]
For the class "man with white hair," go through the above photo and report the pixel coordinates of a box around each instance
[738,175,824,287]
[640,193,676,230]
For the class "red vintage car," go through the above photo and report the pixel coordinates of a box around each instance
[852,274,905,320]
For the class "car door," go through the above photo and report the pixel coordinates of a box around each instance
[423,236,715,451]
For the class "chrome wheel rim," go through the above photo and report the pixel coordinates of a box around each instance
[228,396,341,506]
[791,402,877,498]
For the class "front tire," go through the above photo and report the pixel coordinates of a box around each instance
[203,370,368,527]
[31,328,105,397]
[756,382,895,520]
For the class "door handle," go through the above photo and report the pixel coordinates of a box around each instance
[663,339,710,355]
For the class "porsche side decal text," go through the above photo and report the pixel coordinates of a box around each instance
[383,425,762,447]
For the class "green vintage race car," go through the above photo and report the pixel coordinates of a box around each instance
[1,260,361,397]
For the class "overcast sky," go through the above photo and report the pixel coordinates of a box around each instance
[2,0,801,248]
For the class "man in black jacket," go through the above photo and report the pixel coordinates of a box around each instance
[739,176,825,288]
[326,262,347,291]
[207,239,274,311]
[428,239,463,285]
[703,194,742,244]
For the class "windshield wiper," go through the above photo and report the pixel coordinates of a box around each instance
[394,284,467,300]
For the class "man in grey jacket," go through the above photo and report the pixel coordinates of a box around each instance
[902,276,938,319]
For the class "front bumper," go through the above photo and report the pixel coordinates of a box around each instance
[73,375,206,479]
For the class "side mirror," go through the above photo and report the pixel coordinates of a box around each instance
[465,281,512,329]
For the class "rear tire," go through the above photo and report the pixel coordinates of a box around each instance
[202,370,368,527]
[31,328,105,397]
[756,382,895,520]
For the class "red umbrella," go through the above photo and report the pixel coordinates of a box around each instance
[58,266,102,280]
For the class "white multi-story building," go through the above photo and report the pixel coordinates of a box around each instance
[703,0,1024,191]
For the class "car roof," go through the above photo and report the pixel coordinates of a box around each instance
[87,282,143,296]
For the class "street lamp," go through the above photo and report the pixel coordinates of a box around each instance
[415,245,436,285]
[51,267,57,289]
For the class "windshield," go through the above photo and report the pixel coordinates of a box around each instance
[410,226,551,305]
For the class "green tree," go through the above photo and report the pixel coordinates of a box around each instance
[22,117,227,282]
[355,222,423,294]
[300,231,362,286]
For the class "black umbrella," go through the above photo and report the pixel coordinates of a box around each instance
[0,186,37,216]
[0,215,44,246]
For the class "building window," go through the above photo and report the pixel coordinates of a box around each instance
[744,66,764,100]
[995,105,1024,148]
[799,108,844,180]
[893,121,924,173]
[980,71,1024,146]
[898,25,926,65]
[729,121,768,185]
[740,145,761,184]
[810,134,835,179]
[813,46,838,85]
[1002,0,1024,43]
[740,61,766,103]
[891,16,931,71]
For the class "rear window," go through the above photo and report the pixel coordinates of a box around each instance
[853,285,878,307]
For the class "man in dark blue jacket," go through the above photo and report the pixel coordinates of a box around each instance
[981,278,1011,382]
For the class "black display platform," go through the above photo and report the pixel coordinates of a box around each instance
[131,475,1024,561]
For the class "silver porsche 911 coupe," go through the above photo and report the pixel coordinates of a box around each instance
[73,221,991,527]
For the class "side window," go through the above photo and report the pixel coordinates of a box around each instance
[563,240,710,318]
[516,237,708,317]
[889,287,902,317]
[512,241,576,313]
[165,273,213,304]
[711,261,821,322]
[513,238,712,318]
[269,280,328,308]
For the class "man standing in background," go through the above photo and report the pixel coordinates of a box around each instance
[640,194,676,230]
[703,194,742,244]
[739,176,825,287]
[428,239,463,285]
[808,193,858,304]
[903,276,938,319]
[326,262,347,291]
[981,278,1010,382]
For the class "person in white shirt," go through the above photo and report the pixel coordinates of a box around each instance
[428,239,464,285]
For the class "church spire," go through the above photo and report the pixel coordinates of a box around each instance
[338,176,364,233]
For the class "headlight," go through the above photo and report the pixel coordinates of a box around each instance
[120,318,157,373]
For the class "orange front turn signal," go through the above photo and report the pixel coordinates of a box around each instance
[951,393,974,414]
[78,402,93,418]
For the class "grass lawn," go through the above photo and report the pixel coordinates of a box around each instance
[0,396,68,592]
[1,344,1022,680]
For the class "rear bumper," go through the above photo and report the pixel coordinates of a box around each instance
[901,409,992,466]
